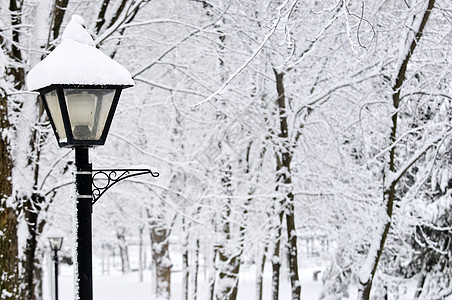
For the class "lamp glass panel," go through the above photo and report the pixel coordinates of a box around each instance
[43,90,67,141]
[64,89,115,141]
[48,237,63,251]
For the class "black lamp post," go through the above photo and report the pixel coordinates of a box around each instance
[27,15,158,300]
[48,234,64,300]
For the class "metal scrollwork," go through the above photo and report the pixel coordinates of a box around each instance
[92,169,159,204]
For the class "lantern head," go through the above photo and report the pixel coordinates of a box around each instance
[47,228,65,251]
[27,15,134,148]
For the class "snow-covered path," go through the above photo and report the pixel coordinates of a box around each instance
[43,264,325,299]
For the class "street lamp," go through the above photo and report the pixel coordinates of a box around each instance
[27,15,159,300]
[27,15,133,148]
[48,232,64,300]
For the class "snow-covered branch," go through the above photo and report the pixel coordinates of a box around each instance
[293,69,382,120]
[386,130,452,188]
[131,18,220,78]
[94,0,149,46]
[190,0,297,109]
[109,132,181,166]
[134,77,207,98]
[285,7,342,70]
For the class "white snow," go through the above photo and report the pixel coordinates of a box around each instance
[26,15,134,91]
[45,228,66,239]
[358,207,390,285]
[41,257,420,300]
[61,15,95,47]
[421,194,452,223]
[42,258,324,300]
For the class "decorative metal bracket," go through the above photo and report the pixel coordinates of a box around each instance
[92,168,159,204]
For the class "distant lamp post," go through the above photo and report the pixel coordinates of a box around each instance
[27,15,159,300]
[48,233,64,300]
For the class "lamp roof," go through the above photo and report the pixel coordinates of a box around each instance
[27,15,134,91]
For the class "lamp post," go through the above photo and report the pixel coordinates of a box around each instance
[27,15,159,300]
[48,234,64,300]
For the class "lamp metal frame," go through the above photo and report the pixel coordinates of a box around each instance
[38,84,130,148]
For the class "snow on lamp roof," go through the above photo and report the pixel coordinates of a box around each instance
[46,228,65,239]
[27,15,134,91]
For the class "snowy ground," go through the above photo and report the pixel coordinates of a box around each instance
[41,248,425,300]
[42,256,327,299]
[44,255,437,300]
[43,266,327,300]
[44,268,321,300]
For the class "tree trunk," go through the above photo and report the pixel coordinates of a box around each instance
[193,238,200,300]
[273,69,301,299]
[22,194,46,300]
[50,0,70,42]
[139,224,144,282]
[209,247,217,300]
[256,245,267,300]
[217,247,242,300]
[117,231,131,274]
[217,243,242,300]
[215,200,243,300]
[285,198,300,299]
[182,217,189,300]
[357,2,435,298]
[215,163,243,300]
[414,270,426,299]
[271,211,283,300]
[150,224,171,299]
[1,2,22,299]
[0,90,20,300]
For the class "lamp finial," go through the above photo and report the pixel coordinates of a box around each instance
[61,14,95,47]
